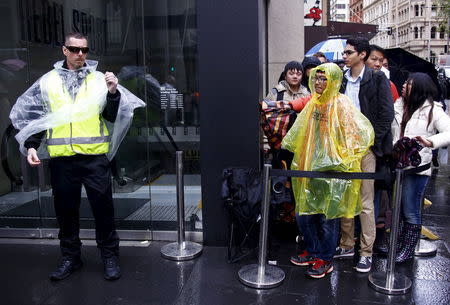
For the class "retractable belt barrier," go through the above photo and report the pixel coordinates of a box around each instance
[238,163,430,291]
[270,163,430,179]
[161,151,203,261]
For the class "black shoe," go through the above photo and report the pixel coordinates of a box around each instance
[103,256,121,280]
[49,258,83,281]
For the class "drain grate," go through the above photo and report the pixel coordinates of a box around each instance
[125,202,199,221]
[0,203,23,215]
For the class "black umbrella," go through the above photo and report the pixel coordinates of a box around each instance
[385,48,438,94]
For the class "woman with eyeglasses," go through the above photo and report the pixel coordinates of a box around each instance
[282,63,374,278]
[391,72,450,262]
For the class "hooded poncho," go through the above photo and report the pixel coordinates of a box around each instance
[9,60,145,160]
[282,63,374,219]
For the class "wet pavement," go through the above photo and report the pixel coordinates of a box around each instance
[0,166,449,305]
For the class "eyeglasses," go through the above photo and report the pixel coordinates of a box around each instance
[312,76,328,83]
[65,46,89,54]
[341,50,356,56]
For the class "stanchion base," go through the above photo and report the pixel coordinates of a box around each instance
[368,271,412,295]
[415,239,437,257]
[238,264,285,289]
[161,241,203,261]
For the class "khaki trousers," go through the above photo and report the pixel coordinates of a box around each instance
[339,151,376,257]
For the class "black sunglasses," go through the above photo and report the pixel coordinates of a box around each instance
[65,46,89,54]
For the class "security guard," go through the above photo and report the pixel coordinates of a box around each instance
[18,32,121,281]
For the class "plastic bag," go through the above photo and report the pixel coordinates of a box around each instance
[9,60,145,160]
[282,63,374,219]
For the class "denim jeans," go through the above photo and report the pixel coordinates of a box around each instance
[401,174,429,225]
[296,214,339,261]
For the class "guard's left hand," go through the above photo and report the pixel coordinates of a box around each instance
[105,72,118,94]
[415,136,433,148]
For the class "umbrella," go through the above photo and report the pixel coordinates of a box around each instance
[305,38,346,61]
[385,48,438,93]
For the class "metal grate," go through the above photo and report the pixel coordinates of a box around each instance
[125,202,199,221]
[0,203,23,215]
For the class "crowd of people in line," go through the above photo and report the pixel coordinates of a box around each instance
[261,36,450,279]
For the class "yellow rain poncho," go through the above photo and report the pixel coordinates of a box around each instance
[282,63,374,219]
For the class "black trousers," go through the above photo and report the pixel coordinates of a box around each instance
[49,154,119,260]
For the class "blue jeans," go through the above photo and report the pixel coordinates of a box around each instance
[296,214,339,261]
[400,174,428,225]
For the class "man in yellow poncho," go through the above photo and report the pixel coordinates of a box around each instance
[282,63,374,279]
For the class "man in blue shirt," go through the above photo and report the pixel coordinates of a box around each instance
[334,37,394,273]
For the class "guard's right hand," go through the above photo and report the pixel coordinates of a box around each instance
[27,148,41,167]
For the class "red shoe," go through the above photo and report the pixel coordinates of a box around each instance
[305,259,333,279]
[290,251,318,266]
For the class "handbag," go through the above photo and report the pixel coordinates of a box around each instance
[260,101,297,150]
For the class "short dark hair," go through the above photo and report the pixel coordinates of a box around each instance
[64,32,88,45]
[346,37,370,61]
[283,61,303,74]
[369,44,386,58]
[313,52,327,59]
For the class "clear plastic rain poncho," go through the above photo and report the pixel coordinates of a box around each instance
[9,60,145,160]
[282,63,374,219]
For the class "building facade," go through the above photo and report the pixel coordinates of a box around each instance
[363,0,390,48]
[349,0,364,23]
[364,0,448,64]
[330,0,350,22]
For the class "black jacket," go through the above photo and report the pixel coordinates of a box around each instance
[340,67,394,157]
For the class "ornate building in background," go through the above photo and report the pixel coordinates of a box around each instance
[364,0,448,64]
[349,0,364,23]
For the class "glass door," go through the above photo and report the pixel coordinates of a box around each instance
[0,0,202,239]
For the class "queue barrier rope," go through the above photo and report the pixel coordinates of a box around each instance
[238,162,430,293]
[270,163,430,180]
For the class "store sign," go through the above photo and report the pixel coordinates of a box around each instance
[304,0,323,27]
[18,0,107,55]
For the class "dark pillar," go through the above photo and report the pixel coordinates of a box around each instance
[198,0,265,246]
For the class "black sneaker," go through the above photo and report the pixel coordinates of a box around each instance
[290,251,318,266]
[49,258,83,281]
[305,259,333,279]
[355,256,372,273]
[103,256,121,280]
[333,247,355,258]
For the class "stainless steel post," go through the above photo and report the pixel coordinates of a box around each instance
[176,151,185,245]
[369,169,412,295]
[161,151,202,261]
[415,199,437,257]
[238,164,285,289]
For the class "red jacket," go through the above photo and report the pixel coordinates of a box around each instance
[390,81,399,101]
[289,95,311,112]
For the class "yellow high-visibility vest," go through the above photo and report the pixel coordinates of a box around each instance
[41,70,110,157]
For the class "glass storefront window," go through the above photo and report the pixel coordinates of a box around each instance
[0,0,201,238]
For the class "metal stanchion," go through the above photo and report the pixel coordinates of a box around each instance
[369,169,412,295]
[415,199,437,257]
[238,164,285,289]
[161,151,203,261]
